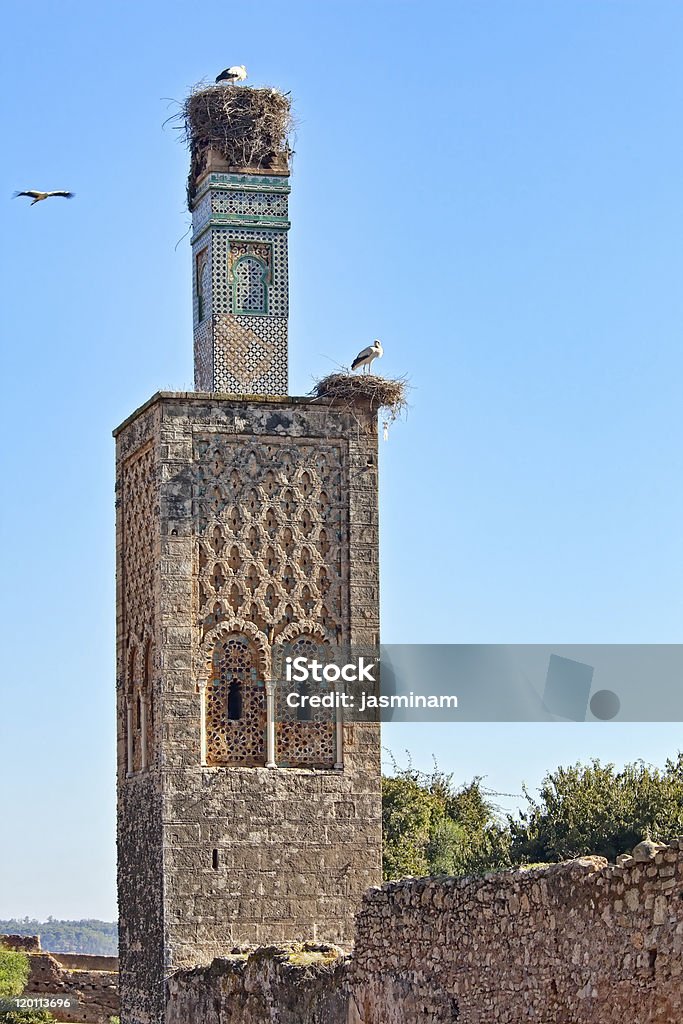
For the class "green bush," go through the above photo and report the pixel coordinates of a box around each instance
[0,1008,54,1024]
[0,953,29,1000]
[0,950,54,1023]
[382,760,511,880]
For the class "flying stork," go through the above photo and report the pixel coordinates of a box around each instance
[351,340,383,374]
[13,190,75,206]
[215,65,248,85]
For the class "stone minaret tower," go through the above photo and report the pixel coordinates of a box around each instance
[114,84,382,1024]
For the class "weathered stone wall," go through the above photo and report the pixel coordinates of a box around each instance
[26,953,119,1024]
[0,934,41,952]
[0,939,119,1024]
[50,954,119,973]
[350,839,683,1023]
[166,944,348,1024]
[163,840,683,1024]
[115,401,165,1024]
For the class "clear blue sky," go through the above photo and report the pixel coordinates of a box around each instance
[1,0,683,920]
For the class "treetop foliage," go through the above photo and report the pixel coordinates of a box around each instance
[0,922,117,957]
[382,751,683,881]
[508,753,683,863]
[381,755,512,880]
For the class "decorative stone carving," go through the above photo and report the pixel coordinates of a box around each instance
[194,435,344,767]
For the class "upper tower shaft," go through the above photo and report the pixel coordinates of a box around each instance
[187,86,292,395]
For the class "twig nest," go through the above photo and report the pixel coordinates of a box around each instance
[180,84,293,207]
[312,373,407,422]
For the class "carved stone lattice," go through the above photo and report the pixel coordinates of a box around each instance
[195,436,346,767]
[207,634,265,765]
[275,635,335,767]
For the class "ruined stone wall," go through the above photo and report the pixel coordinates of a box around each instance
[163,840,683,1024]
[50,954,119,973]
[0,934,41,952]
[1,936,119,1024]
[166,944,347,1024]
[26,953,119,1024]
[350,839,683,1023]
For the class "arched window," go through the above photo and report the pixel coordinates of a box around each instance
[206,634,264,765]
[232,256,268,315]
[196,249,209,322]
[275,634,335,768]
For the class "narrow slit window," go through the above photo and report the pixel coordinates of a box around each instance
[227,679,243,721]
[297,681,313,721]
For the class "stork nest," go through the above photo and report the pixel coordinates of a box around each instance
[312,373,408,422]
[179,84,293,207]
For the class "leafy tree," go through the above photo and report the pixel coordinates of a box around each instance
[382,770,434,878]
[382,759,511,880]
[508,755,683,863]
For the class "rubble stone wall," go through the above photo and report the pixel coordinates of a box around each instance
[0,934,41,953]
[166,944,347,1024]
[350,839,683,1023]
[0,938,119,1024]
[27,953,119,1024]
[164,840,683,1024]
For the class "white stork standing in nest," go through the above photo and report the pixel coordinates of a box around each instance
[13,190,75,206]
[351,339,383,374]
[215,65,248,85]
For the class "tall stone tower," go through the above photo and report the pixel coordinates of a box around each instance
[114,83,382,1024]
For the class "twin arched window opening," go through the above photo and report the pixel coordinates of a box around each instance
[205,631,332,767]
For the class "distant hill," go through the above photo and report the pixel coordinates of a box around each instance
[0,919,118,956]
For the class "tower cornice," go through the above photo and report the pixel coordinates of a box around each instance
[193,172,291,202]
